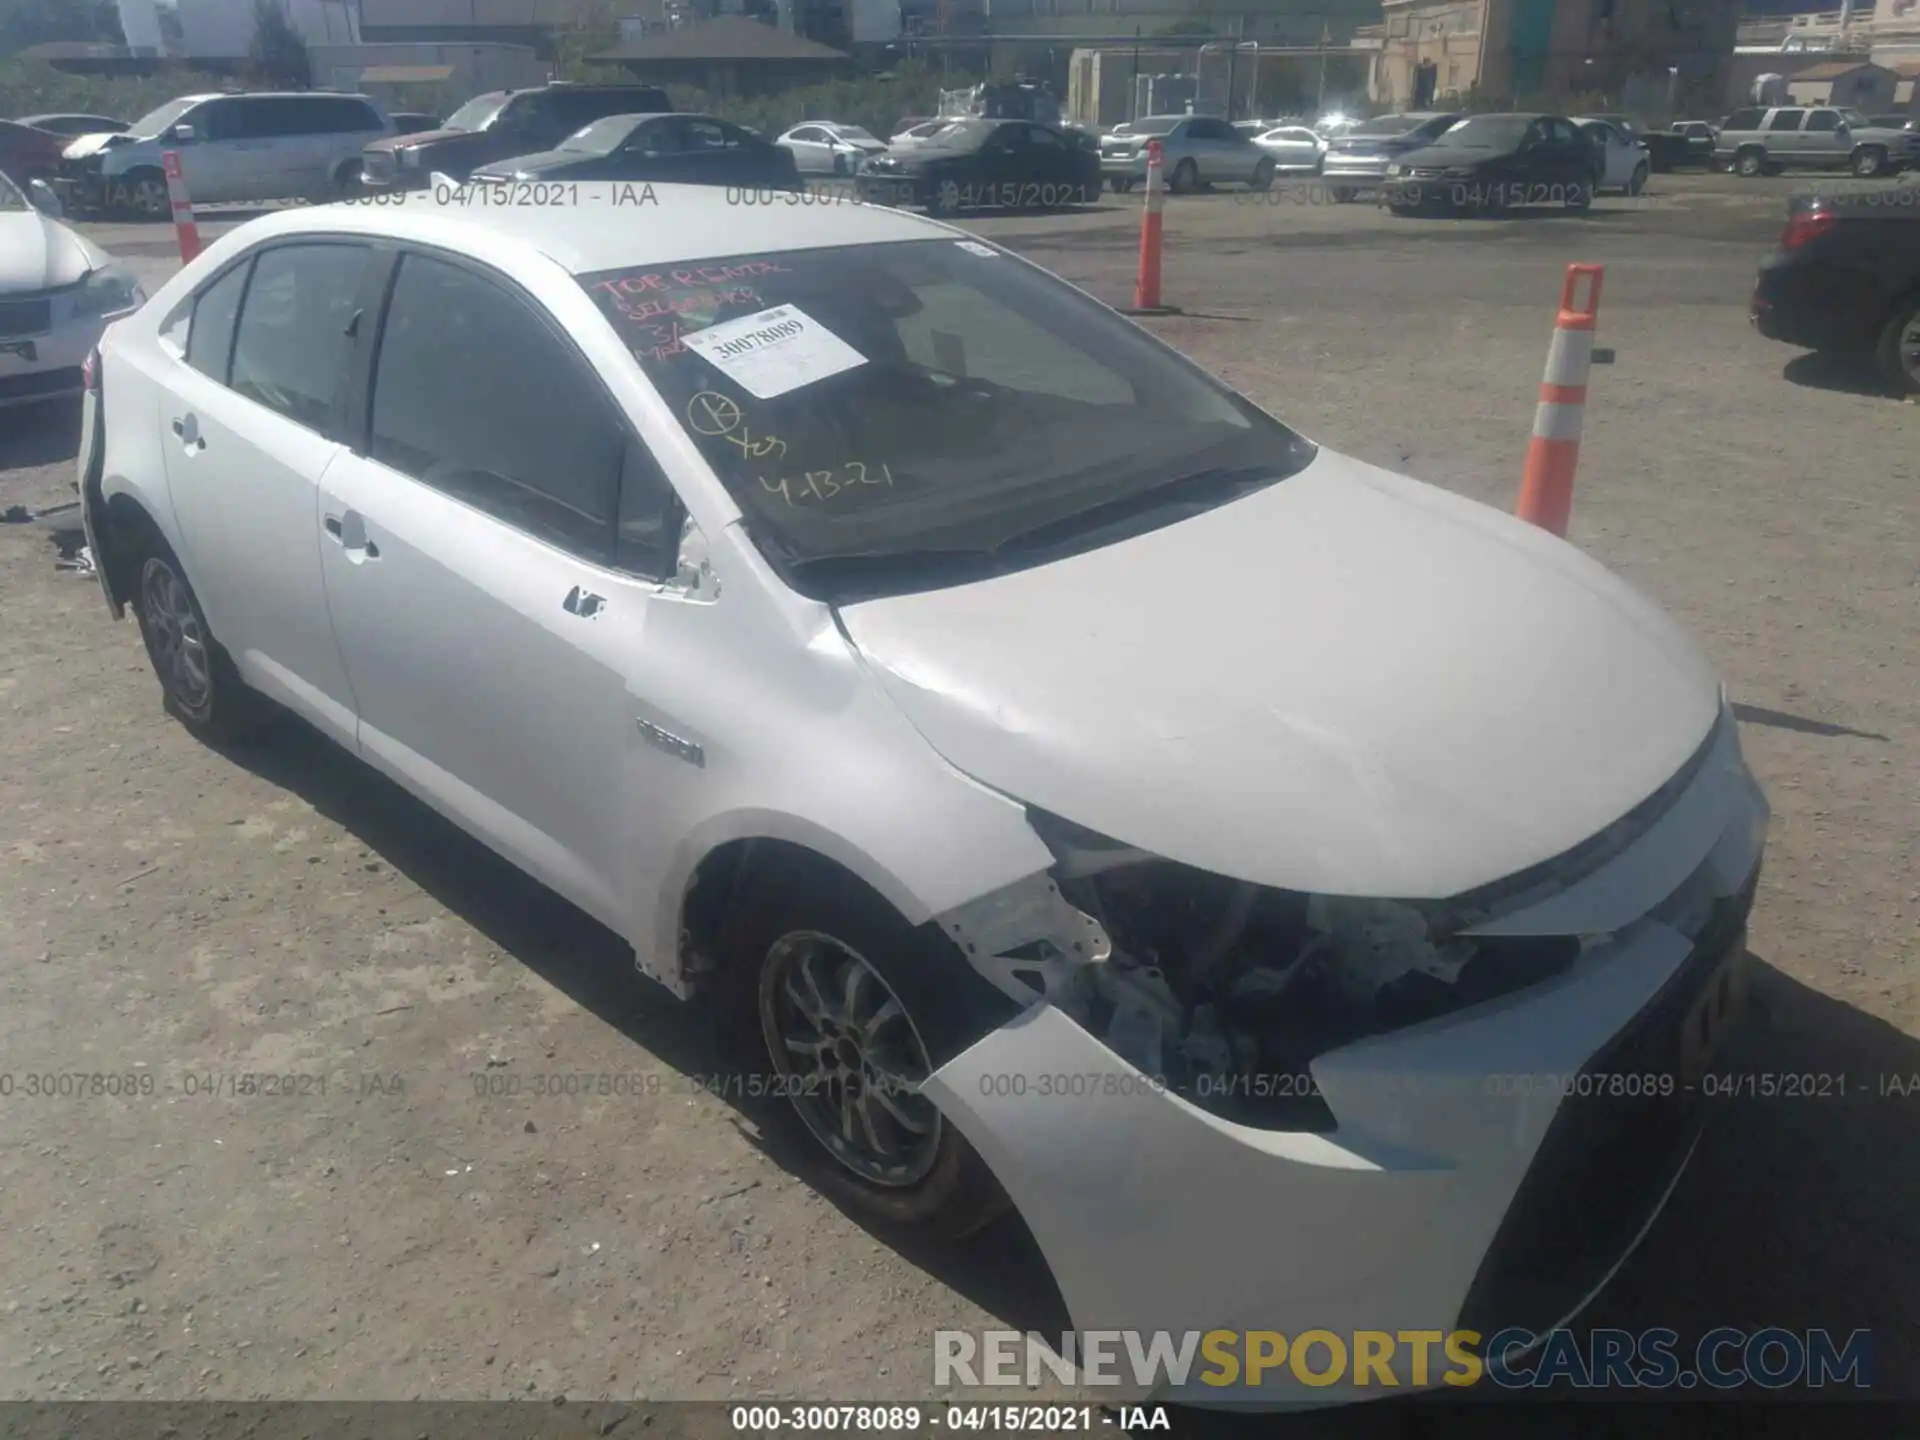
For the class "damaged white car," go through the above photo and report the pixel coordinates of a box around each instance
[79,189,1766,1403]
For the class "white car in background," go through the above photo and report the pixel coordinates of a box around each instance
[77,187,1765,1405]
[889,118,960,150]
[1574,116,1652,195]
[0,170,143,407]
[1251,123,1327,172]
[776,121,888,175]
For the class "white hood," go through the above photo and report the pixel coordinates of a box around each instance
[61,132,120,160]
[0,208,108,293]
[837,451,1722,900]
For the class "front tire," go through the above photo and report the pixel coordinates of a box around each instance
[127,526,273,742]
[1564,180,1593,213]
[1628,161,1649,196]
[926,177,962,215]
[1330,184,1358,202]
[720,857,1013,1238]
[1874,298,1920,396]
[1851,145,1888,178]
[118,168,170,220]
[1250,157,1275,192]
[1168,158,1199,194]
[1109,175,1134,194]
[1735,148,1766,178]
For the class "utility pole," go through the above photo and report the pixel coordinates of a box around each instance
[1316,22,1330,116]
[1225,15,1241,120]
[1130,23,1140,123]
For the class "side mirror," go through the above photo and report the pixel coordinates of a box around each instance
[26,178,63,217]
[172,123,198,143]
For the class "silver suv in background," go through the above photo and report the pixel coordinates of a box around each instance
[1321,112,1464,199]
[56,91,393,217]
[1714,104,1920,177]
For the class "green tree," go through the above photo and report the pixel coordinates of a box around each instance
[247,0,310,89]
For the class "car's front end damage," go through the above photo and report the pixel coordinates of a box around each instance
[919,705,1765,1404]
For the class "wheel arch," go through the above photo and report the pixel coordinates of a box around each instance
[657,802,1050,1001]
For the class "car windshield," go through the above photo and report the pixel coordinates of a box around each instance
[835,126,878,142]
[443,93,509,131]
[559,117,634,153]
[580,239,1315,602]
[1441,115,1533,146]
[1838,108,1867,125]
[1352,115,1424,136]
[0,172,26,211]
[125,97,200,141]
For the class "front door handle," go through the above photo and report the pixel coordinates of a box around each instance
[171,414,205,451]
[326,511,380,561]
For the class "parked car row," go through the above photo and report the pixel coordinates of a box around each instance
[1715,105,1920,177]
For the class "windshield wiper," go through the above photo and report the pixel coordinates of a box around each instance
[783,545,1008,600]
[988,465,1278,558]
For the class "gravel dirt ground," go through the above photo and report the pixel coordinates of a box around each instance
[1,169,1917,1421]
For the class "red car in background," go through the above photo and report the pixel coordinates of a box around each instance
[0,119,68,189]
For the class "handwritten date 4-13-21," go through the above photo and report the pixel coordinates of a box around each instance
[759,462,894,505]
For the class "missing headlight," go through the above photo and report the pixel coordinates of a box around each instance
[1020,810,1582,1132]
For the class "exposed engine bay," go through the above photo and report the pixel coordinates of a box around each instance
[942,811,1582,1130]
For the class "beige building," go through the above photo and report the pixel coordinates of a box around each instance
[1365,0,1740,114]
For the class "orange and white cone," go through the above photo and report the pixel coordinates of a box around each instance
[1515,264,1604,537]
[161,150,202,264]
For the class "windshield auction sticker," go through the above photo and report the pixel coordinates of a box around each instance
[679,304,867,399]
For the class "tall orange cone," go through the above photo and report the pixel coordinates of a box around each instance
[161,150,202,264]
[1125,139,1177,316]
[1516,264,1604,537]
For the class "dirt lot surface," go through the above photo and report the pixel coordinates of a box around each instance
[2,169,1918,1420]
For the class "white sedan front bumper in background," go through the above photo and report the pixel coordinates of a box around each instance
[0,295,107,406]
[923,715,1768,1406]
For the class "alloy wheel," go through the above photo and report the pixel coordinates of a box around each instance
[1898,315,1920,390]
[758,930,943,1188]
[131,177,169,218]
[139,557,211,712]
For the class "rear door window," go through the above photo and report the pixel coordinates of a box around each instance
[1765,109,1806,132]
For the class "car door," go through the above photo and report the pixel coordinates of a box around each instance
[1018,123,1073,195]
[1763,108,1807,164]
[1278,126,1320,169]
[314,247,684,933]
[784,126,831,173]
[156,241,372,745]
[681,117,764,186]
[974,122,1028,203]
[1801,108,1847,168]
[169,98,246,203]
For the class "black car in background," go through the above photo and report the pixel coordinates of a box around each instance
[857,117,1100,214]
[1383,113,1600,215]
[388,112,441,135]
[469,112,801,189]
[360,83,673,188]
[1751,185,1920,394]
[1657,120,1718,170]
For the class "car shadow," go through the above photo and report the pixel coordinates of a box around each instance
[214,716,1075,1339]
[1781,349,1897,399]
[0,396,82,470]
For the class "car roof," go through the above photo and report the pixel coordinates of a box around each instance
[213,185,953,275]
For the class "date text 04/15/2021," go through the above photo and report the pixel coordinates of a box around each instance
[728,1405,1170,1432]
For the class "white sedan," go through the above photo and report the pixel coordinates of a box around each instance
[775,121,888,175]
[0,170,143,407]
[1251,123,1327,172]
[77,188,1765,1404]
[889,118,959,150]
[1574,116,1651,195]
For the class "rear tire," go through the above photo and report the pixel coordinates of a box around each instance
[1564,181,1593,213]
[1169,158,1199,194]
[1250,157,1275,192]
[1331,184,1358,203]
[1628,161,1649,196]
[126,523,274,743]
[1874,298,1920,397]
[1109,176,1134,194]
[716,855,1014,1239]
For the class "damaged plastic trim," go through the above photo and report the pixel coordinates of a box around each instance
[935,872,1112,1008]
